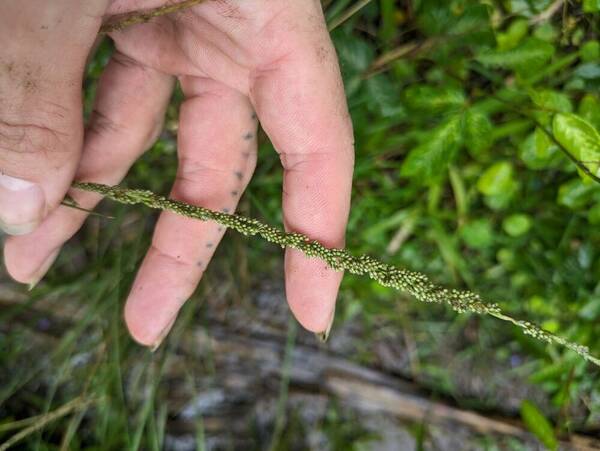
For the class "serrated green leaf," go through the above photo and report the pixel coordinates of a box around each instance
[365,74,406,118]
[463,110,493,155]
[401,116,462,181]
[403,85,466,111]
[476,38,554,72]
[552,113,600,180]
[520,400,558,451]
[335,32,375,74]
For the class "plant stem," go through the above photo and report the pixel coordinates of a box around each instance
[72,182,600,368]
[100,0,207,33]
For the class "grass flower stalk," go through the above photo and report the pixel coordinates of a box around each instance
[73,182,600,368]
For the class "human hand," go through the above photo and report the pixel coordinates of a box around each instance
[4,0,355,348]
[0,1,108,234]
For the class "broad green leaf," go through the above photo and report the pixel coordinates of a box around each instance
[581,40,600,62]
[520,400,558,451]
[401,116,462,181]
[579,94,600,131]
[477,161,515,197]
[503,214,532,237]
[518,129,562,170]
[463,110,493,155]
[533,23,558,42]
[589,203,600,225]
[574,63,600,80]
[557,179,597,210]
[476,38,555,72]
[460,219,494,250]
[529,89,573,113]
[552,113,600,180]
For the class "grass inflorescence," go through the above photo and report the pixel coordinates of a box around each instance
[73,182,600,368]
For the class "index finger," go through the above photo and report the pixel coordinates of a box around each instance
[250,1,354,335]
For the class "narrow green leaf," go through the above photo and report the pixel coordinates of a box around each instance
[520,400,558,451]
[476,38,554,72]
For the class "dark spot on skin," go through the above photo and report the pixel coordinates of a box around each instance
[243,132,253,140]
[221,208,230,213]
[242,152,250,158]
[40,25,48,30]
[177,255,181,259]
[234,171,243,180]
[23,79,36,93]
[231,190,238,197]
[316,45,329,63]
[218,227,223,232]
[251,112,257,120]
[196,260,203,268]
[206,243,214,248]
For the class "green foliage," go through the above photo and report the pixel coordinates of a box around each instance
[5,0,600,449]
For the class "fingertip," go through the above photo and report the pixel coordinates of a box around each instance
[284,249,341,333]
[124,290,161,348]
[4,237,60,286]
[123,267,184,348]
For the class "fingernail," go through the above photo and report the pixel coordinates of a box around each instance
[28,249,60,290]
[0,174,45,235]
[150,314,177,352]
[315,310,335,344]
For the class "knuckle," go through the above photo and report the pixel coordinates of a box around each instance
[0,113,73,164]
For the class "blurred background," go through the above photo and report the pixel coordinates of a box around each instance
[2,0,600,449]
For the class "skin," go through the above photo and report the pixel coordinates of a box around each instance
[1,0,354,348]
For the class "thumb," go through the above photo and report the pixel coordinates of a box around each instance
[0,0,108,235]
